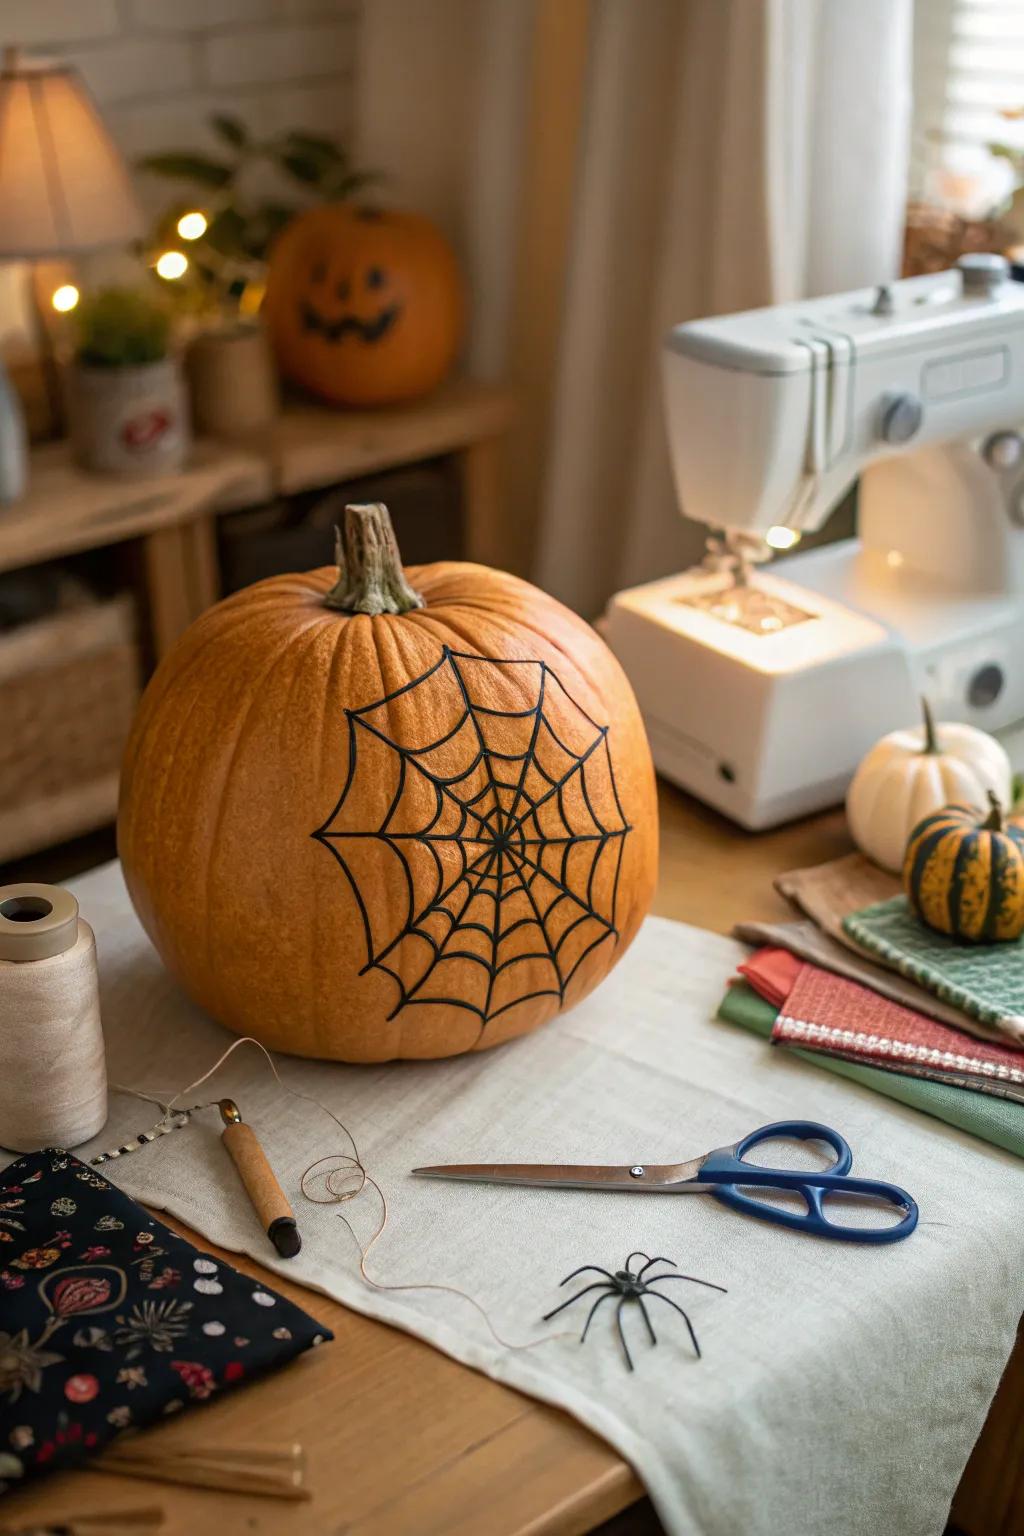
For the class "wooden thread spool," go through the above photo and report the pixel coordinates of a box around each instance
[219,1098,301,1258]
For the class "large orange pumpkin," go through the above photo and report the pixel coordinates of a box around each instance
[263,205,463,407]
[118,504,658,1062]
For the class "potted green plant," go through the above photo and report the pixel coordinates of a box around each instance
[65,288,189,477]
[137,113,378,439]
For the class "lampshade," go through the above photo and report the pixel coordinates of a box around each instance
[0,50,143,259]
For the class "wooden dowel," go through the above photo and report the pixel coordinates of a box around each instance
[0,1510,164,1536]
[112,1438,302,1466]
[93,1454,311,1502]
[106,1452,302,1484]
[104,1517,165,1530]
[75,1510,165,1526]
[101,1450,300,1480]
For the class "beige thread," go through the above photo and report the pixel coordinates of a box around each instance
[113,1036,573,1354]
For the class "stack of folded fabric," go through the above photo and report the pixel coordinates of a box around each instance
[719,853,1024,1159]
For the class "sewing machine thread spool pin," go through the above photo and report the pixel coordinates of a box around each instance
[218,1097,302,1259]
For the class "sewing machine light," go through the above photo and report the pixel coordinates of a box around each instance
[765,526,801,551]
[886,550,904,569]
[681,576,815,638]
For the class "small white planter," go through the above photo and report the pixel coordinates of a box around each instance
[67,357,190,478]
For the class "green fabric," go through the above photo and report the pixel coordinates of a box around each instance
[717,981,1024,1160]
[844,896,1024,1031]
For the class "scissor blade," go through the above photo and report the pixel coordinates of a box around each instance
[411,1156,709,1192]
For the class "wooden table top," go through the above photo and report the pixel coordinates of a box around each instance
[3,782,852,1536]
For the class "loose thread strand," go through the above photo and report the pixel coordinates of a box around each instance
[109,1037,572,1354]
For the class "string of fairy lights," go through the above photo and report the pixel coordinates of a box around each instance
[48,210,210,317]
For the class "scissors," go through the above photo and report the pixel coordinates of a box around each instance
[412,1119,919,1244]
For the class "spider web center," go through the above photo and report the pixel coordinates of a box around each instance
[313,647,632,1030]
[481,802,522,858]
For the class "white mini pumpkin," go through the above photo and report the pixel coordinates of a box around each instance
[846,699,1012,874]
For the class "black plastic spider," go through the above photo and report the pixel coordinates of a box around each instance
[542,1251,727,1371]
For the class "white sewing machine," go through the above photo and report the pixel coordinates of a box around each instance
[604,254,1024,829]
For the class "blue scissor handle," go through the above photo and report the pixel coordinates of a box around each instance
[699,1120,919,1245]
[735,1119,853,1175]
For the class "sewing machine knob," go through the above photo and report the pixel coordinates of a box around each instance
[879,391,922,445]
[958,252,1010,298]
[983,431,1024,471]
[967,663,1004,709]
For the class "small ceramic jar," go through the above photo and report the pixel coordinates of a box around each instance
[186,322,279,441]
[67,355,190,478]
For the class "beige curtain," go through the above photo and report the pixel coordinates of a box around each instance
[355,0,913,615]
[353,0,530,380]
[534,0,913,614]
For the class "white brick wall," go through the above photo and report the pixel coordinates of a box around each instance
[129,0,274,31]
[203,21,355,88]
[62,38,196,104]
[13,0,361,214]
[4,1,122,47]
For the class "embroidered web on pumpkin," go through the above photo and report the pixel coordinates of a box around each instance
[313,648,631,1027]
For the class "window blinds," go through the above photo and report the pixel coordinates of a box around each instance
[912,0,1024,197]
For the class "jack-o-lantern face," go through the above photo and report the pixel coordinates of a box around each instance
[300,251,401,344]
[265,205,464,408]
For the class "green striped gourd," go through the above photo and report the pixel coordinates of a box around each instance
[902,793,1024,943]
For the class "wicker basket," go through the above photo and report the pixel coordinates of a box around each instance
[0,595,140,863]
[903,201,1010,277]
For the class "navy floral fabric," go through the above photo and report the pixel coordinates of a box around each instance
[0,1149,332,1494]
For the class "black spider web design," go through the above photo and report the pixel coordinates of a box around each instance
[312,647,632,1028]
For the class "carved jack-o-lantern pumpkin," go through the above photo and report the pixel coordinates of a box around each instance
[264,205,464,407]
[118,504,659,1063]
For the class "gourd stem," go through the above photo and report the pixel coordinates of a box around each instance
[983,789,1005,832]
[920,696,939,755]
[323,502,425,615]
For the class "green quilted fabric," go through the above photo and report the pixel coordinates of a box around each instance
[843,896,1024,1032]
[717,981,1024,1160]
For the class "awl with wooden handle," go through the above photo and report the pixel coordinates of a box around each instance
[219,1098,301,1258]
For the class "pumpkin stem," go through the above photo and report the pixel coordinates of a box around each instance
[323,502,425,615]
[983,789,1005,832]
[920,696,939,755]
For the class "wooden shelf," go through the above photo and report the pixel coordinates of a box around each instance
[0,378,513,671]
[0,381,514,580]
[0,440,271,577]
[263,379,515,496]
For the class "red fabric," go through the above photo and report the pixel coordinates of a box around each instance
[737,945,1024,1092]
[772,959,1024,1088]
[738,947,802,1008]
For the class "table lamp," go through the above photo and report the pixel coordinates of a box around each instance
[0,45,144,489]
